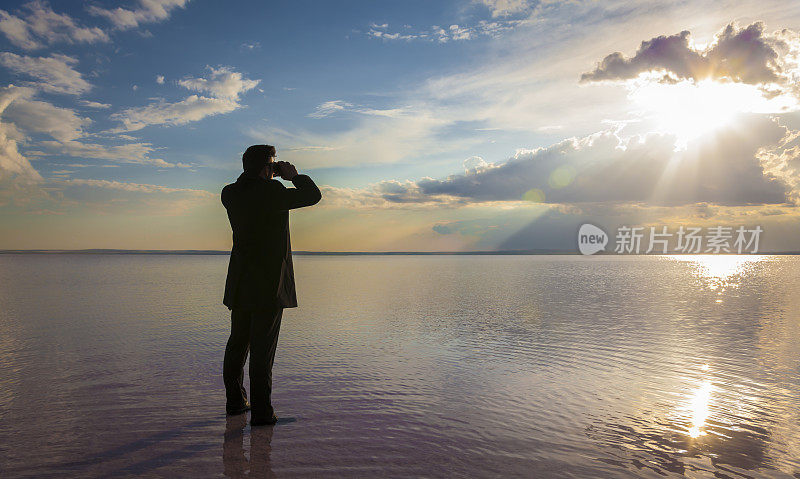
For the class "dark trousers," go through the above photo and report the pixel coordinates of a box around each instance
[223,303,283,419]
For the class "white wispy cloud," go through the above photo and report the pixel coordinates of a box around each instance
[36,139,170,166]
[1,85,90,141]
[307,100,407,119]
[61,178,212,195]
[112,66,259,132]
[54,163,120,168]
[177,66,260,100]
[307,100,353,118]
[78,100,111,109]
[0,52,91,95]
[50,177,215,217]
[88,0,190,30]
[111,95,239,132]
[479,0,532,18]
[366,19,528,43]
[0,1,109,50]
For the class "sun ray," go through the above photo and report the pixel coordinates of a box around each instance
[626,74,797,151]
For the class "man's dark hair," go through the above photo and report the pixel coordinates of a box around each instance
[242,144,276,174]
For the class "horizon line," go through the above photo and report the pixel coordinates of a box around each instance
[1,249,799,256]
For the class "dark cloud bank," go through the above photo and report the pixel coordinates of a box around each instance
[580,21,795,89]
[374,113,791,207]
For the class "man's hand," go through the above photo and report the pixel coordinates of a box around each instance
[275,161,298,181]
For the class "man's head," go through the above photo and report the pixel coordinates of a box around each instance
[242,144,276,177]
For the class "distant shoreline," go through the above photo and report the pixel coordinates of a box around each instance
[1,249,799,255]
[0,249,572,255]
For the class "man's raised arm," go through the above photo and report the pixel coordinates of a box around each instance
[269,161,322,211]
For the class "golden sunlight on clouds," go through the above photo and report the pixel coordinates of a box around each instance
[628,76,798,150]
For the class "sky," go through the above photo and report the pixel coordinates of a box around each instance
[2,0,800,252]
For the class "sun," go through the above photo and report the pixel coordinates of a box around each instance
[626,73,795,150]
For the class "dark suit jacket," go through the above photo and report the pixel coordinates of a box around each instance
[221,172,322,311]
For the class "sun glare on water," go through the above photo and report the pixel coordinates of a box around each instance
[628,76,796,149]
[688,377,713,438]
[681,254,765,281]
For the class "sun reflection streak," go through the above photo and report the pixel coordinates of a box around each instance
[675,254,765,280]
[666,255,767,296]
[689,376,713,438]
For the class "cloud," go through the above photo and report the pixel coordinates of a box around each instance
[343,114,794,207]
[88,0,189,30]
[0,84,50,212]
[63,145,191,168]
[431,217,512,237]
[315,181,467,210]
[37,139,153,164]
[366,18,528,43]
[0,1,108,50]
[47,177,215,217]
[1,85,90,141]
[463,156,489,172]
[78,100,111,109]
[156,75,164,84]
[759,125,800,204]
[0,85,188,170]
[307,100,352,119]
[60,178,212,195]
[112,66,258,132]
[0,52,91,95]
[307,99,407,119]
[0,86,42,184]
[580,22,798,90]
[177,66,260,100]
[479,0,531,18]
[366,26,422,42]
[111,95,239,132]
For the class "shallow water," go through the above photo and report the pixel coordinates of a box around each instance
[0,254,799,478]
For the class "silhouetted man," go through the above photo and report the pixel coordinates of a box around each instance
[221,144,321,426]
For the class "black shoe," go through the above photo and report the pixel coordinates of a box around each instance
[226,401,251,416]
[250,414,278,426]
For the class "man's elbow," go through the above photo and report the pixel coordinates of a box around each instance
[311,189,322,206]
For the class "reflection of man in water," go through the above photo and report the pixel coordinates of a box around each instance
[223,414,276,478]
[221,144,321,426]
